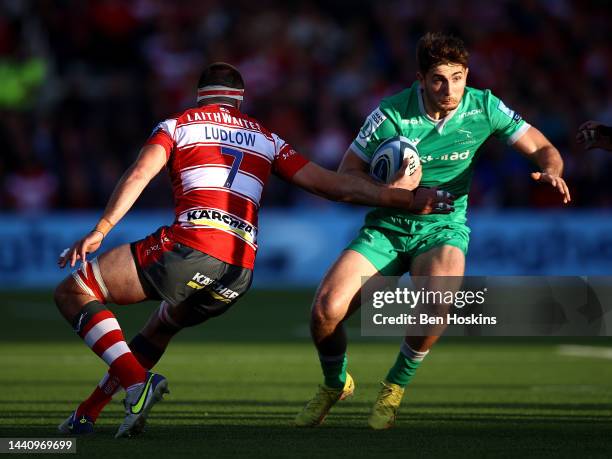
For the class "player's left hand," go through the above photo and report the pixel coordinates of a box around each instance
[58,231,104,269]
[530,172,571,204]
[389,158,422,191]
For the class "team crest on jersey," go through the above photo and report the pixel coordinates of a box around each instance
[455,129,477,145]
[356,108,387,148]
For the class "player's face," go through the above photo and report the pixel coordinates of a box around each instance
[418,63,468,114]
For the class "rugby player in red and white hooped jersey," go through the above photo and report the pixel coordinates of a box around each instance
[54,62,455,438]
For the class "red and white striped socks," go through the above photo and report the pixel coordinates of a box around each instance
[72,301,146,391]
[75,321,172,420]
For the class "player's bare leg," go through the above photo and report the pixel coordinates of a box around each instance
[55,244,169,437]
[295,249,382,427]
[369,245,465,430]
[55,244,148,320]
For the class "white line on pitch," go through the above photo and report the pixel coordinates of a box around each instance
[558,345,612,360]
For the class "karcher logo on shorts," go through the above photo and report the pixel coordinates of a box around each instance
[179,208,257,245]
[187,272,240,303]
[187,272,215,290]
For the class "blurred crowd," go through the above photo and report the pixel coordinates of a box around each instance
[0,0,611,211]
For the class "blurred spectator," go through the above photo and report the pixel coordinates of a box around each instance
[4,157,58,211]
[0,0,611,211]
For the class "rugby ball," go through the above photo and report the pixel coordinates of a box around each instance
[370,136,420,183]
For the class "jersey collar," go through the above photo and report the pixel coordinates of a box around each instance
[416,82,461,134]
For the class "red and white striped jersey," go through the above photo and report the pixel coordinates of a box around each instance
[144,104,309,270]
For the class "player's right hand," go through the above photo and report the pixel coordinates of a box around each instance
[409,187,455,214]
[389,158,422,191]
[58,231,104,269]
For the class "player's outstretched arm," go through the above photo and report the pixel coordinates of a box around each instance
[58,144,168,268]
[512,126,571,204]
[576,121,612,151]
[290,148,454,214]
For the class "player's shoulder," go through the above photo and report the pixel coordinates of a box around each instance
[462,86,494,105]
[150,111,182,138]
[237,110,278,144]
[380,88,412,109]
[235,109,272,136]
[215,106,280,147]
[464,86,510,108]
[379,82,419,115]
[461,86,502,119]
[152,109,188,135]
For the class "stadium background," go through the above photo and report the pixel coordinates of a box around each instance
[1,0,611,457]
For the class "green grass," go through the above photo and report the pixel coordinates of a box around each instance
[0,290,611,458]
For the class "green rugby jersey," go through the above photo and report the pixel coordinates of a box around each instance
[352,81,530,229]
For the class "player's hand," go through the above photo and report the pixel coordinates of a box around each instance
[409,187,455,214]
[576,121,610,150]
[530,172,571,204]
[389,158,422,191]
[58,231,104,269]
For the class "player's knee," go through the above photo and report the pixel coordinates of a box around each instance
[53,277,75,311]
[54,276,88,324]
[311,291,347,328]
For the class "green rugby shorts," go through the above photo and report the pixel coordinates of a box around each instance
[346,220,470,275]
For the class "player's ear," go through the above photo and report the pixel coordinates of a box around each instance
[416,72,424,84]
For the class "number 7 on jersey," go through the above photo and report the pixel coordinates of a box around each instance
[221,146,244,188]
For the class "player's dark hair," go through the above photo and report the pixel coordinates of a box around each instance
[198,62,244,90]
[416,32,469,74]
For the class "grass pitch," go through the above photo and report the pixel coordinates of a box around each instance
[0,290,611,458]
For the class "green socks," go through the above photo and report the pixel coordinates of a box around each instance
[319,353,347,389]
[319,344,427,389]
[385,342,429,388]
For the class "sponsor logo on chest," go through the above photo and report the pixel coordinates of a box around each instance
[179,208,257,245]
[402,118,424,125]
[459,109,483,119]
[419,150,472,164]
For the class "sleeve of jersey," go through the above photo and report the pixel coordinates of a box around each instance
[351,106,397,162]
[143,119,177,159]
[486,92,531,145]
[273,143,310,180]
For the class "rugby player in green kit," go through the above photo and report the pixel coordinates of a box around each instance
[295,32,571,429]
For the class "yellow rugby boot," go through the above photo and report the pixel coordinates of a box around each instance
[367,380,405,430]
[294,373,354,427]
